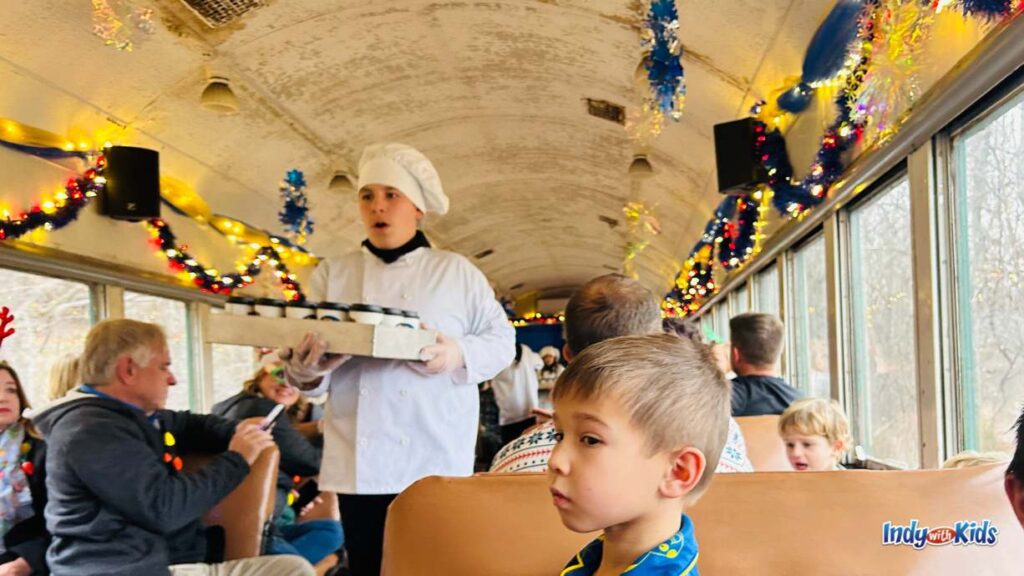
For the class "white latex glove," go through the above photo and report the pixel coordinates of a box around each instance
[279,333,350,389]
[418,329,465,375]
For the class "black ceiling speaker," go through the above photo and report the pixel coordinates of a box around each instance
[713,118,769,195]
[100,146,161,221]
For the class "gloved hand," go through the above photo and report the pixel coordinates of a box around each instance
[279,333,350,389]
[418,330,465,375]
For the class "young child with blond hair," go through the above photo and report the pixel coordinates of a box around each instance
[778,398,852,471]
[548,333,731,575]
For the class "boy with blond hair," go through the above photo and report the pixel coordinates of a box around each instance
[778,398,852,471]
[549,333,731,575]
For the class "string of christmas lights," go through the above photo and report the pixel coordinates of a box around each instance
[145,218,306,301]
[509,312,565,328]
[0,156,105,240]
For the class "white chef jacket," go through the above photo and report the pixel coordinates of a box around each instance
[305,245,515,494]
[490,344,541,426]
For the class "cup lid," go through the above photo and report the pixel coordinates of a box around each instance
[255,297,286,307]
[402,310,420,318]
[227,296,255,304]
[351,303,384,313]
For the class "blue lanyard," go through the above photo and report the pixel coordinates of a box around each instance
[78,385,160,428]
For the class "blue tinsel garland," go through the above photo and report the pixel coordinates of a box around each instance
[718,196,762,270]
[960,0,1015,19]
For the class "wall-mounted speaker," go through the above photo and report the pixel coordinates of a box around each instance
[713,118,769,195]
[99,146,161,221]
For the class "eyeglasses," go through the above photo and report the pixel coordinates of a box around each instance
[269,366,286,383]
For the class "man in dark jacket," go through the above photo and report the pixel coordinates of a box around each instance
[729,313,803,417]
[32,319,313,576]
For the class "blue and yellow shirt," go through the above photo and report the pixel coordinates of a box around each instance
[561,514,700,576]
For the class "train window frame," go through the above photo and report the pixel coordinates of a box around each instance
[0,265,99,407]
[840,171,921,469]
[122,289,198,412]
[730,283,750,317]
[784,230,832,398]
[941,72,1024,455]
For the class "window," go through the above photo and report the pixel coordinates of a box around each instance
[754,264,780,316]
[698,313,715,343]
[787,235,831,399]
[952,87,1024,453]
[848,177,919,468]
[124,292,193,410]
[713,302,730,342]
[0,268,94,408]
[212,344,258,405]
[732,285,749,316]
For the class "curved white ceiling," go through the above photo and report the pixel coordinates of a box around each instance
[0,0,838,299]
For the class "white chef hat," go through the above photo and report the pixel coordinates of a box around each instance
[357,143,449,215]
[539,346,560,361]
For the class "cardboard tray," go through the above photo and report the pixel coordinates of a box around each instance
[204,313,437,360]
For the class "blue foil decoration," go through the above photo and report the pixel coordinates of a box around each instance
[645,0,686,119]
[777,82,815,114]
[802,0,865,84]
[776,0,864,113]
[278,168,314,243]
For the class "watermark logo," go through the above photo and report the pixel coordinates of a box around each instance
[882,520,998,550]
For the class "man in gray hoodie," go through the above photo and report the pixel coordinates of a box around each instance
[33,319,313,576]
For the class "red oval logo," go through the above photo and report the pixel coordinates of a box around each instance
[927,527,954,546]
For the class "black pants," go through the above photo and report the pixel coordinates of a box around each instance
[500,417,537,446]
[337,493,398,576]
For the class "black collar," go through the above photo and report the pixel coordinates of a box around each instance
[362,231,431,264]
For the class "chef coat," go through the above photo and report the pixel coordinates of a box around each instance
[490,344,542,426]
[305,245,515,494]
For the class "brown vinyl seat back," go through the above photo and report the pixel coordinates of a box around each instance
[299,489,340,522]
[382,474,594,575]
[735,414,791,471]
[298,490,342,576]
[382,464,1021,575]
[182,445,280,560]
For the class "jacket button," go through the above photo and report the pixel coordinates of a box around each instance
[400,388,408,397]
[359,437,368,448]
[402,293,410,301]
[359,388,368,397]
[400,436,410,446]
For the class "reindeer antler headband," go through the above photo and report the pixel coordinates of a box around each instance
[0,307,15,350]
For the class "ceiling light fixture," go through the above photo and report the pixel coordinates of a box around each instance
[200,75,238,114]
[328,170,355,193]
[629,153,654,178]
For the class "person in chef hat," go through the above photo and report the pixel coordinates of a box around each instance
[537,345,564,409]
[280,143,515,575]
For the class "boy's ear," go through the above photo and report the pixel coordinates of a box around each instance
[562,343,573,363]
[832,440,847,460]
[730,346,741,366]
[661,447,706,499]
